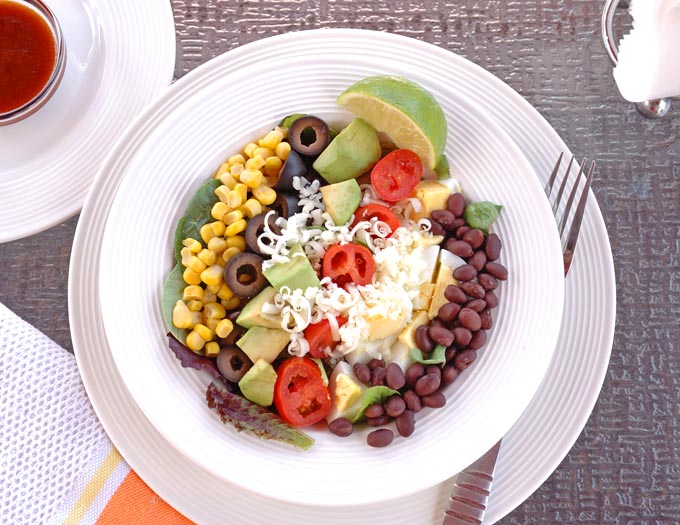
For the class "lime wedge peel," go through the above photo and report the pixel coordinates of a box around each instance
[337,75,448,170]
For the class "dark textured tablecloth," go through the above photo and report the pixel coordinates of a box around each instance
[1,1,679,523]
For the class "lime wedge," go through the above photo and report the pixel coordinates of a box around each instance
[337,75,447,170]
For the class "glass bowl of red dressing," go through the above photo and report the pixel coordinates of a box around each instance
[0,0,66,126]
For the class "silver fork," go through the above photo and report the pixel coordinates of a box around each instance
[442,153,596,525]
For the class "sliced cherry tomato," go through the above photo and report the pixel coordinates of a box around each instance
[352,203,401,237]
[370,149,423,202]
[322,243,375,288]
[273,357,331,427]
[304,316,348,358]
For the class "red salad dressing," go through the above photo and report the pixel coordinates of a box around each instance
[0,1,57,113]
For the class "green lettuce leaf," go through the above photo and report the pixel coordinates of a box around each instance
[409,345,447,365]
[351,386,400,423]
[173,178,221,263]
[464,201,503,235]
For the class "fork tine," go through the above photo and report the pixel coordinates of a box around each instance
[544,152,564,197]
[558,158,587,236]
[552,156,575,215]
[562,160,595,275]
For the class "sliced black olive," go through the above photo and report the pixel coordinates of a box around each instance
[245,212,281,255]
[288,116,331,157]
[276,149,308,192]
[271,193,300,218]
[223,252,266,298]
[216,345,253,382]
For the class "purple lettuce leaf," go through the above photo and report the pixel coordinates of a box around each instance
[167,333,222,380]
[206,380,314,450]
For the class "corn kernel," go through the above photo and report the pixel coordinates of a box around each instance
[253,147,274,160]
[182,238,202,253]
[243,142,258,158]
[208,236,227,254]
[225,235,246,251]
[222,296,240,310]
[258,129,284,149]
[186,330,205,352]
[210,221,226,238]
[204,302,227,319]
[229,154,246,165]
[240,169,263,189]
[203,290,218,304]
[230,163,244,178]
[215,318,234,339]
[252,185,277,206]
[275,141,291,160]
[194,323,213,341]
[215,184,231,203]
[216,283,234,301]
[211,202,229,221]
[190,311,202,326]
[187,299,203,312]
[180,246,193,266]
[183,268,202,285]
[219,173,238,190]
[215,161,230,179]
[225,219,247,237]
[200,264,224,286]
[223,209,244,225]
[187,256,207,273]
[204,341,221,358]
[198,249,217,266]
[200,223,215,244]
[204,317,220,332]
[206,283,221,294]
[183,285,204,302]
[226,189,243,209]
[264,156,283,177]
[245,156,266,171]
[240,198,263,218]
[222,246,241,263]
[172,301,193,329]
[276,125,288,139]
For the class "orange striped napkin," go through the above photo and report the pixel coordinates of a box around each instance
[0,303,194,525]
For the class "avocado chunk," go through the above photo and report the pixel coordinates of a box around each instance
[236,326,291,364]
[236,286,281,329]
[312,118,381,184]
[320,179,362,226]
[262,242,320,291]
[238,359,278,407]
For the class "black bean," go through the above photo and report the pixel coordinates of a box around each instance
[447,193,466,217]
[469,329,487,350]
[368,358,385,370]
[454,349,477,371]
[451,218,466,229]
[385,363,406,390]
[353,363,371,385]
[371,366,386,386]
[444,284,468,304]
[468,250,487,272]
[442,365,459,384]
[445,345,457,362]
[404,390,422,412]
[484,291,499,309]
[453,264,477,282]
[405,362,425,386]
[485,233,502,260]
[365,403,385,418]
[415,325,435,352]
[429,220,446,236]
[429,317,446,329]
[431,210,457,231]
[437,301,461,323]
[385,395,406,417]
[452,327,472,347]
[458,308,482,331]
[428,325,455,347]
[455,226,470,239]
[461,282,486,299]
[478,273,498,291]
[425,364,442,380]
[367,415,391,428]
[466,298,487,312]
[422,392,447,408]
[396,410,415,437]
[485,261,508,281]
[444,238,474,258]
[367,429,395,448]
[463,228,484,250]
[480,309,493,330]
[415,374,441,396]
[328,418,353,437]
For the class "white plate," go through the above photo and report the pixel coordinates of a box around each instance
[70,29,616,523]
[0,0,175,243]
[96,56,564,505]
